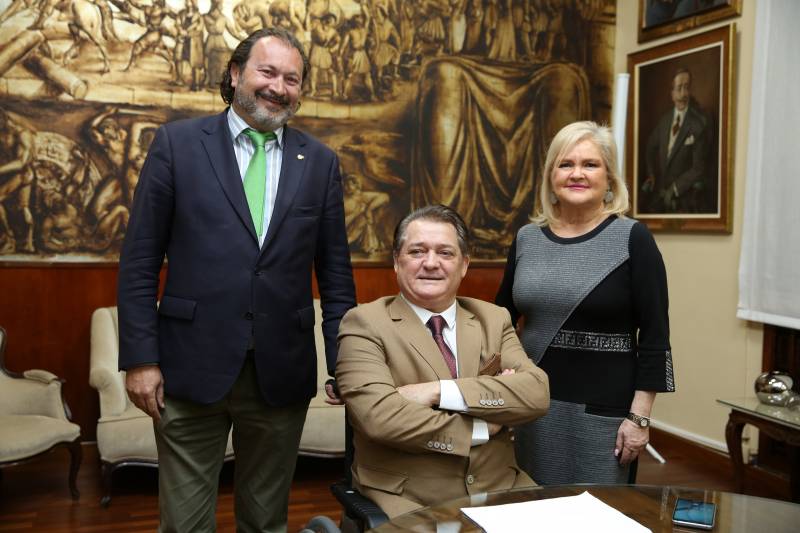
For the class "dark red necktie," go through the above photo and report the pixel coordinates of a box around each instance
[426,315,457,378]
[672,114,681,136]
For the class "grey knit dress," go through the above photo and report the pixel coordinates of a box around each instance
[496,216,674,485]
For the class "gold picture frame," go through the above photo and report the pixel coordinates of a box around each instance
[638,0,741,43]
[626,24,735,233]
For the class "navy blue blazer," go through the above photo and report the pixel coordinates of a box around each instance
[117,110,356,406]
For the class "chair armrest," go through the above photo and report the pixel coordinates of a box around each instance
[90,307,128,417]
[331,480,389,530]
[0,372,70,420]
[22,368,59,383]
[89,366,128,417]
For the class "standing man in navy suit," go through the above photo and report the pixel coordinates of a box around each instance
[642,67,713,214]
[117,27,355,532]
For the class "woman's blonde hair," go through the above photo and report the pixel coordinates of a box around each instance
[531,121,630,226]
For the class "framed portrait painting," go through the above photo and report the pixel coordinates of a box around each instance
[626,24,734,233]
[638,0,741,43]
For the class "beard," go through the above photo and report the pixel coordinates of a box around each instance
[233,85,298,131]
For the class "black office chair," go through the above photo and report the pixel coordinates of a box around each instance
[329,415,389,532]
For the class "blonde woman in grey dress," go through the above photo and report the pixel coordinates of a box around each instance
[496,121,675,485]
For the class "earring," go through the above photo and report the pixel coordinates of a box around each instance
[549,191,558,205]
[604,189,614,203]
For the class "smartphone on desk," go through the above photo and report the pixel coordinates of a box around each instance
[672,498,717,530]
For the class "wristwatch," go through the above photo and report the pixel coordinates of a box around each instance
[626,412,650,428]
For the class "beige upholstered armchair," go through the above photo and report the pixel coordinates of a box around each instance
[0,326,82,499]
[89,299,344,505]
[88,306,233,506]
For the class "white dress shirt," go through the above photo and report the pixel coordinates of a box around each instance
[227,108,284,247]
[403,296,490,446]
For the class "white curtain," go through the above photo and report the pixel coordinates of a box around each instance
[737,0,800,329]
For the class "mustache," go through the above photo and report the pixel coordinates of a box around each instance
[255,90,290,107]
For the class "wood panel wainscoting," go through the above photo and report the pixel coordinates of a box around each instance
[0,264,505,440]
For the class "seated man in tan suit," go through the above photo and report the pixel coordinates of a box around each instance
[336,204,550,518]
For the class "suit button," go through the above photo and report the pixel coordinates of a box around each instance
[479,399,486,406]
[491,400,499,406]
[254,270,262,276]
[498,399,505,406]
[427,440,434,448]
[446,443,454,451]
[244,312,254,320]
[466,474,475,485]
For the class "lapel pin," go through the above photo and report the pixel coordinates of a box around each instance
[297,154,305,160]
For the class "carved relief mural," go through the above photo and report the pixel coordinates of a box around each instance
[0,0,615,262]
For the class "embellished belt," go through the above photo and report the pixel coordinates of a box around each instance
[549,329,633,352]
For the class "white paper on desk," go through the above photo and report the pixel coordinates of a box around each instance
[461,491,651,533]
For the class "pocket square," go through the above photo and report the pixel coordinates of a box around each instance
[684,134,695,145]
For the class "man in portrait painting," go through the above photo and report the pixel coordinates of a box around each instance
[642,67,714,214]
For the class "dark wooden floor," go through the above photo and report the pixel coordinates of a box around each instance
[0,430,790,532]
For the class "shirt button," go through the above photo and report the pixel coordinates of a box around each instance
[466,474,475,485]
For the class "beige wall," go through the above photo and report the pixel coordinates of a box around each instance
[614,2,762,453]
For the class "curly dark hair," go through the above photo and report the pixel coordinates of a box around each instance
[220,27,310,105]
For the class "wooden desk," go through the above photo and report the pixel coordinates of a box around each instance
[718,398,800,503]
[373,484,800,532]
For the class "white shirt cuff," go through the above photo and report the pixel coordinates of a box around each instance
[439,380,488,446]
[438,379,467,412]
[471,418,489,446]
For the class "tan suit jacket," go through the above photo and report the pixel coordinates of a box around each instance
[336,296,550,517]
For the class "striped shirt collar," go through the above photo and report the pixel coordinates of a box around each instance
[227,106,285,148]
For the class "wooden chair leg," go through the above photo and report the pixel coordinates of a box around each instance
[100,461,113,507]
[67,438,82,500]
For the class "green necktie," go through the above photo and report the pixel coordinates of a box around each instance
[242,128,276,238]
